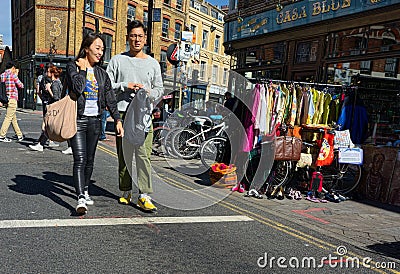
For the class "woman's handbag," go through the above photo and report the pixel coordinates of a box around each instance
[44,95,77,142]
[274,136,302,161]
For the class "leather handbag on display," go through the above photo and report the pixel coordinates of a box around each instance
[44,95,77,142]
[274,136,302,161]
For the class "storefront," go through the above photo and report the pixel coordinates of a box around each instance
[223,0,400,206]
[224,0,400,83]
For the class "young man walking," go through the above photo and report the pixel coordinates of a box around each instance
[107,20,163,212]
[0,61,24,142]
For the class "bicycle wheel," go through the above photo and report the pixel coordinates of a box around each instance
[162,127,182,157]
[321,162,362,194]
[171,128,201,159]
[152,127,168,155]
[266,160,293,188]
[200,136,230,169]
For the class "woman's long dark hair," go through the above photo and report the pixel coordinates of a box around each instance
[75,32,105,66]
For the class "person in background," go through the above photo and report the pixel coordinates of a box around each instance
[66,32,123,214]
[29,64,63,151]
[107,20,163,212]
[36,63,59,148]
[99,107,110,141]
[223,91,236,112]
[0,61,24,142]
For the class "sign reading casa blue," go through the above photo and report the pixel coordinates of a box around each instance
[225,0,397,42]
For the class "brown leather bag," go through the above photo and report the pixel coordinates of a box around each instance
[274,136,302,161]
[44,95,77,142]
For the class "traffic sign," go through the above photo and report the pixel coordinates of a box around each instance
[167,43,179,65]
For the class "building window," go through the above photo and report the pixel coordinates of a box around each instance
[162,18,170,38]
[200,61,206,79]
[212,65,218,83]
[296,41,318,63]
[190,24,196,34]
[200,5,208,14]
[214,35,220,53]
[160,50,167,73]
[164,0,171,5]
[385,58,398,78]
[84,27,94,36]
[176,0,183,10]
[143,11,148,27]
[85,0,95,12]
[128,5,136,22]
[104,34,112,61]
[190,25,197,42]
[175,22,182,41]
[360,60,372,75]
[202,30,208,48]
[104,0,114,19]
[191,0,201,10]
[211,9,218,19]
[223,68,228,85]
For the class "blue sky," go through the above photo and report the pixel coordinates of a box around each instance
[208,0,229,7]
[0,0,228,47]
[0,0,11,46]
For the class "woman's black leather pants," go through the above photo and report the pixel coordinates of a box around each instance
[70,116,101,198]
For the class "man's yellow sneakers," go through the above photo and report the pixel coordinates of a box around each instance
[137,196,157,212]
[118,192,132,205]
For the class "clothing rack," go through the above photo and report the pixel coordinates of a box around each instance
[252,78,343,88]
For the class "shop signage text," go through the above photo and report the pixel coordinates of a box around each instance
[276,0,351,25]
[225,0,398,43]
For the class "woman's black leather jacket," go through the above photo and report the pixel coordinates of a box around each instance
[66,61,120,121]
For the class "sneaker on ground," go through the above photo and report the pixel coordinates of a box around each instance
[29,143,44,152]
[84,193,94,205]
[17,135,24,142]
[137,195,157,212]
[12,134,25,140]
[0,136,12,143]
[118,191,132,205]
[62,147,72,155]
[76,198,88,214]
[48,141,59,147]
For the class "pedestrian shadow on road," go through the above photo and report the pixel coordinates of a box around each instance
[42,171,120,202]
[9,172,120,216]
[366,241,400,260]
[9,174,77,216]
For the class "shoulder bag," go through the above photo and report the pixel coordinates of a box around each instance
[44,95,77,142]
[274,136,302,161]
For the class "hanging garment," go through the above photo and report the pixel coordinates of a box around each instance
[289,86,297,127]
[307,87,315,124]
[242,86,260,152]
[258,84,267,134]
[322,93,332,125]
[315,129,335,167]
[337,95,368,144]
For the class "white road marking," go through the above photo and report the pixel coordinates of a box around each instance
[0,215,253,229]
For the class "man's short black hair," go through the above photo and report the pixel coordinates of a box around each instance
[5,61,16,69]
[127,20,147,35]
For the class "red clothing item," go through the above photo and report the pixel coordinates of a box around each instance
[0,69,24,101]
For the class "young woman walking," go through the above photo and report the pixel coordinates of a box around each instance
[66,32,123,214]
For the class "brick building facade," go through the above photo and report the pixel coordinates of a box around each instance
[11,0,229,110]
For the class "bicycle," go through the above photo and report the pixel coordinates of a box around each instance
[291,125,362,195]
[171,115,228,159]
[152,110,187,156]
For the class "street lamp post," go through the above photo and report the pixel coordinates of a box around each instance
[146,0,154,54]
[48,39,57,63]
